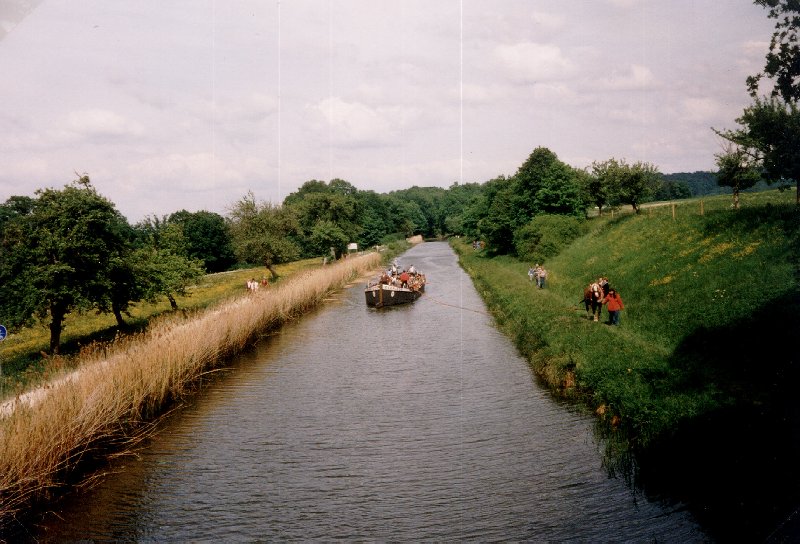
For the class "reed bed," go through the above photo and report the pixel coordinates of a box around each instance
[0,252,382,527]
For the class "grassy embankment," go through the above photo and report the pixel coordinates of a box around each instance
[454,190,800,539]
[0,251,383,527]
[454,190,798,448]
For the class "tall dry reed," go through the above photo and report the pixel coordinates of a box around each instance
[0,252,382,527]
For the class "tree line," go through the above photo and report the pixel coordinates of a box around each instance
[2,0,797,354]
[0,148,672,354]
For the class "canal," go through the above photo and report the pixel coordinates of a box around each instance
[28,242,706,541]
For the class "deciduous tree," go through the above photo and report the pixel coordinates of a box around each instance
[717,97,800,205]
[168,210,235,273]
[747,0,800,103]
[613,160,661,213]
[0,176,130,353]
[714,144,763,209]
[228,192,300,277]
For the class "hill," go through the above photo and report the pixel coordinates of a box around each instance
[453,189,799,541]
[661,170,774,197]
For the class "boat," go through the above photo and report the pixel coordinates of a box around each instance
[365,268,426,308]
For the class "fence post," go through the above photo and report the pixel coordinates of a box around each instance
[700,200,704,216]
[671,202,676,220]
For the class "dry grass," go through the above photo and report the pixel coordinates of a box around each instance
[0,252,381,526]
[0,257,324,395]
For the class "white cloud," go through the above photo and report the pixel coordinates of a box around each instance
[681,97,726,123]
[308,97,399,147]
[494,42,575,83]
[530,11,565,31]
[66,109,144,139]
[607,0,642,8]
[742,40,769,58]
[595,64,657,91]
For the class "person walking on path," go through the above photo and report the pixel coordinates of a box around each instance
[528,266,535,283]
[602,288,624,325]
[535,265,547,289]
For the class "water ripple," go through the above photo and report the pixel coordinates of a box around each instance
[32,243,706,543]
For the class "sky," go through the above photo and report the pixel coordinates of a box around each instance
[0,1,778,222]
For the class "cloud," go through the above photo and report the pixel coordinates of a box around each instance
[607,0,642,7]
[308,97,399,147]
[66,109,144,139]
[530,11,565,31]
[594,64,657,91]
[680,97,726,123]
[494,42,575,83]
[742,40,769,58]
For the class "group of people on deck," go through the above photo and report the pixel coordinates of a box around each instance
[375,262,425,291]
[583,276,624,325]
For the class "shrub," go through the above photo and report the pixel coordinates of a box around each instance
[513,214,587,262]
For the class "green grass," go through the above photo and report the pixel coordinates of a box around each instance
[454,189,799,449]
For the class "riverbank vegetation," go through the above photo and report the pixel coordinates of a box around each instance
[455,188,798,444]
[1,258,319,395]
[0,251,382,527]
[453,189,799,540]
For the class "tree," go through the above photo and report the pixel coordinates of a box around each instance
[353,190,390,247]
[734,1,800,204]
[228,192,301,277]
[168,210,235,272]
[0,176,131,353]
[133,217,205,311]
[587,160,620,216]
[440,182,484,236]
[714,144,763,209]
[391,186,448,238]
[479,185,526,254]
[653,179,693,201]
[612,160,661,213]
[308,219,350,258]
[747,0,800,103]
[513,214,586,263]
[383,195,426,238]
[283,179,362,256]
[513,147,583,217]
[717,97,800,205]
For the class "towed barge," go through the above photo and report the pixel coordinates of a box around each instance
[365,268,426,308]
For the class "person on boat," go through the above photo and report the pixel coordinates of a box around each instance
[399,270,410,288]
[408,264,417,275]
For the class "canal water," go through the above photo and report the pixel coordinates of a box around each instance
[28,242,706,541]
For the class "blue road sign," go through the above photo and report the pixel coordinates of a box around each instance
[0,325,6,341]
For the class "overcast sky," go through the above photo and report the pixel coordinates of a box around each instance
[0,1,777,222]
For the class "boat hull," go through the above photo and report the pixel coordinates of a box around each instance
[364,284,423,308]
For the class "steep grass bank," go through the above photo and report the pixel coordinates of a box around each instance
[0,252,382,529]
[453,190,799,540]
[456,190,798,444]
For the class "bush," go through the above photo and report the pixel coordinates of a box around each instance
[513,214,587,262]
